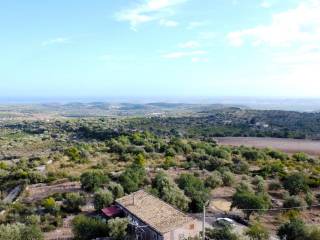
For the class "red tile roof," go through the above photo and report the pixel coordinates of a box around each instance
[101,206,121,217]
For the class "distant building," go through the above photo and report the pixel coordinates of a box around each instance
[115,190,202,240]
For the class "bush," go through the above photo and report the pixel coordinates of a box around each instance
[93,189,114,211]
[252,176,265,193]
[80,170,109,192]
[206,224,239,240]
[119,164,147,193]
[245,222,269,240]
[0,223,43,240]
[283,173,309,195]
[72,215,108,240]
[178,173,210,212]
[268,181,282,191]
[22,224,44,240]
[108,182,124,199]
[292,152,309,162]
[42,197,60,214]
[221,171,235,186]
[107,217,129,240]
[63,193,85,212]
[205,171,223,189]
[231,183,271,219]
[277,218,308,240]
[283,195,304,210]
[152,171,190,211]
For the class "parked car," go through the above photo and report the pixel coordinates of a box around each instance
[215,218,235,227]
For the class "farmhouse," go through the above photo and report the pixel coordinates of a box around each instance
[115,190,202,240]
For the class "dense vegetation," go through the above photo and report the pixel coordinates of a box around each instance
[0,109,320,239]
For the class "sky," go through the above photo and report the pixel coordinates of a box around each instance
[1,0,320,101]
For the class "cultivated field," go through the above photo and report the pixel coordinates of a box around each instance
[216,137,320,156]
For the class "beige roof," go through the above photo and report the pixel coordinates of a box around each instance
[116,190,193,234]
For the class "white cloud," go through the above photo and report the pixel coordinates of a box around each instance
[159,19,179,27]
[187,21,207,30]
[162,50,207,59]
[42,37,69,46]
[178,40,200,48]
[115,0,186,30]
[226,1,320,97]
[260,1,272,8]
[227,0,320,47]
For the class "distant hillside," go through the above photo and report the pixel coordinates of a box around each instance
[122,108,320,139]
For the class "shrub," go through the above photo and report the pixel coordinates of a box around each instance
[42,197,60,214]
[277,218,308,240]
[80,170,109,192]
[268,181,282,191]
[231,183,271,219]
[283,195,304,210]
[221,171,235,186]
[0,223,43,240]
[206,224,239,240]
[119,164,147,193]
[93,189,114,211]
[205,171,223,189]
[72,215,108,240]
[152,171,190,211]
[178,173,210,212]
[292,152,309,162]
[245,222,269,240]
[283,173,309,195]
[63,193,85,212]
[108,182,124,199]
[107,217,129,240]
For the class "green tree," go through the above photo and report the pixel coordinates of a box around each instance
[205,171,223,189]
[93,189,114,211]
[65,147,81,162]
[206,225,239,240]
[307,226,320,240]
[292,152,309,162]
[0,223,43,240]
[178,173,210,212]
[231,183,271,219]
[80,170,109,192]
[72,215,108,240]
[22,225,44,240]
[134,153,146,166]
[0,223,23,240]
[283,195,304,210]
[305,192,314,208]
[107,217,129,240]
[63,192,85,212]
[283,173,309,195]
[108,182,124,199]
[152,171,190,211]
[221,171,235,187]
[42,197,60,214]
[245,222,269,240]
[277,218,308,240]
[119,165,147,193]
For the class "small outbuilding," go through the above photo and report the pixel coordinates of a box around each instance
[115,190,202,240]
[101,206,122,219]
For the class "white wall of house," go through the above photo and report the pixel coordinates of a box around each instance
[163,219,202,240]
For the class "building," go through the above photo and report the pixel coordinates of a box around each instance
[115,190,202,240]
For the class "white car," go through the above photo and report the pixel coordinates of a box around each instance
[215,217,235,226]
